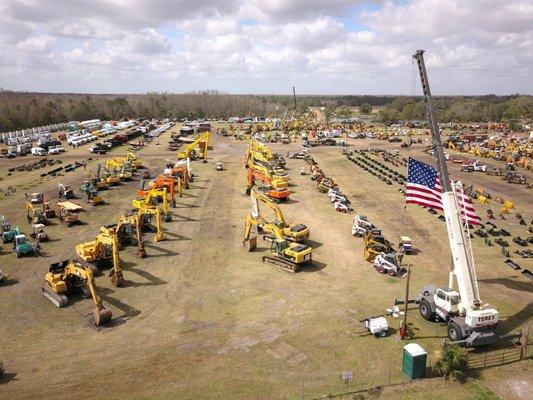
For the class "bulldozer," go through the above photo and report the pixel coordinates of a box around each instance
[363,229,393,262]
[248,188,309,242]
[132,187,172,222]
[75,225,123,286]
[243,196,313,272]
[41,259,112,326]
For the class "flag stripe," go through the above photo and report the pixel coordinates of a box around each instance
[406,157,480,225]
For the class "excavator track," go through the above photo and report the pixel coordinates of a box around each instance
[262,256,300,273]
[41,285,68,307]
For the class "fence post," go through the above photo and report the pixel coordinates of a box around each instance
[502,348,505,365]
[484,353,487,368]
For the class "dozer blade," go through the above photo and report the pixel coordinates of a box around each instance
[94,307,112,326]
[41,285,68,307]
[262,256,299,273]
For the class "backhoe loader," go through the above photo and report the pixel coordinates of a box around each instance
[41,259,112,326]
[132,187,172,222]
[249,188,309,242]
[178,131,210,161]
[75,225,123,286]
[245,167,291,202]
[25,202,48,225]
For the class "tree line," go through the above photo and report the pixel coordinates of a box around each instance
[0,90,531,132]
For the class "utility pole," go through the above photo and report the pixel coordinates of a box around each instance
[400,265,411,339]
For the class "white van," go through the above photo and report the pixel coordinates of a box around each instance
[31,147,47,156]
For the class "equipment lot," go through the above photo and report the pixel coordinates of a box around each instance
[0,124,531,399]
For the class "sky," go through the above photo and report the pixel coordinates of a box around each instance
[0,0,532,95]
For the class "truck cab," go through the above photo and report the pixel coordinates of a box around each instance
[434,288,460,320]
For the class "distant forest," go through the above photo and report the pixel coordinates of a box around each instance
[0,90,531,132]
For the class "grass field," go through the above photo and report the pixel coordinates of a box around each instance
[0,124,531,399]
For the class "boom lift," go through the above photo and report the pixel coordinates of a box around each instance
[243,192,313,272]
[75,225,123,286]
[249,188,309,242]
[132,187,172,222]
[178,131,210,161]
[41,259,112,326]
[413,50,499,346]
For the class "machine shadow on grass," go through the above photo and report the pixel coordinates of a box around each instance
[282,198,299,204]
[120,261,169,287]
[171,214,199,222]
[0,278,19,287]
[478,277,532,293]
[163,231,191,241]
[142,244,179,258]
[497,303,533,333]
[306,239,324,249]
[300,260,327,272]
[92,288,141,329]
[173,202,200,209]
[0,372,17,385]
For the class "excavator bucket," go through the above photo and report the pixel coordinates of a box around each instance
[109,270,124,287]
[94,307,112,326]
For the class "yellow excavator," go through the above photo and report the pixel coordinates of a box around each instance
[248,157,290,185]
[248,138,286,169]
[115,212,147,258]
[105,158,133,181]
[75,225,123,286]
[138,205,165,242]
[245,147,285,175]
[249,188,309,242]
[132,187,172,222]
[25,202,48,225]
[99,163,121,185]
[243,198,313,272]
[41,259,112,326]
[178,131,210,161]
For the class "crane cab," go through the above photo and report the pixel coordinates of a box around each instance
[434,288,460,320]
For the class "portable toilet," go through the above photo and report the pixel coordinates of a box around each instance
[402,343,427,379]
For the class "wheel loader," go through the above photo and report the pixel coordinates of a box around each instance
[41,259,112,326]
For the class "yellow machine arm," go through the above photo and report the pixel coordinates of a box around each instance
[133,187,169,214]
[250,138,273,159]
[138,206,165,242]
[250,188,287,227]
[178,131,210,160]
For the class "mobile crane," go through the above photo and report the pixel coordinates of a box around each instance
[243,193,313,272]
[132,187,172,222]
[249,188,309,242]
[412,50,499,346]
[178,131,210,161]
[75,225,123,286]
[41,259,112,326]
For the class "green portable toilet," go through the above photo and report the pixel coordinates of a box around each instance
[402,343,427,379]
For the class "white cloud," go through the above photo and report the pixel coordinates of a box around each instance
[0,0,531,94]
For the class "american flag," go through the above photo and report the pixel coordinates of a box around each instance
[406,157,480,225]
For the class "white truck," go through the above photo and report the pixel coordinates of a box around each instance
[31,147,47,156]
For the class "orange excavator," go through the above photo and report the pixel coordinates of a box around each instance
[246,167,291,202]
[138,175,182,208]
